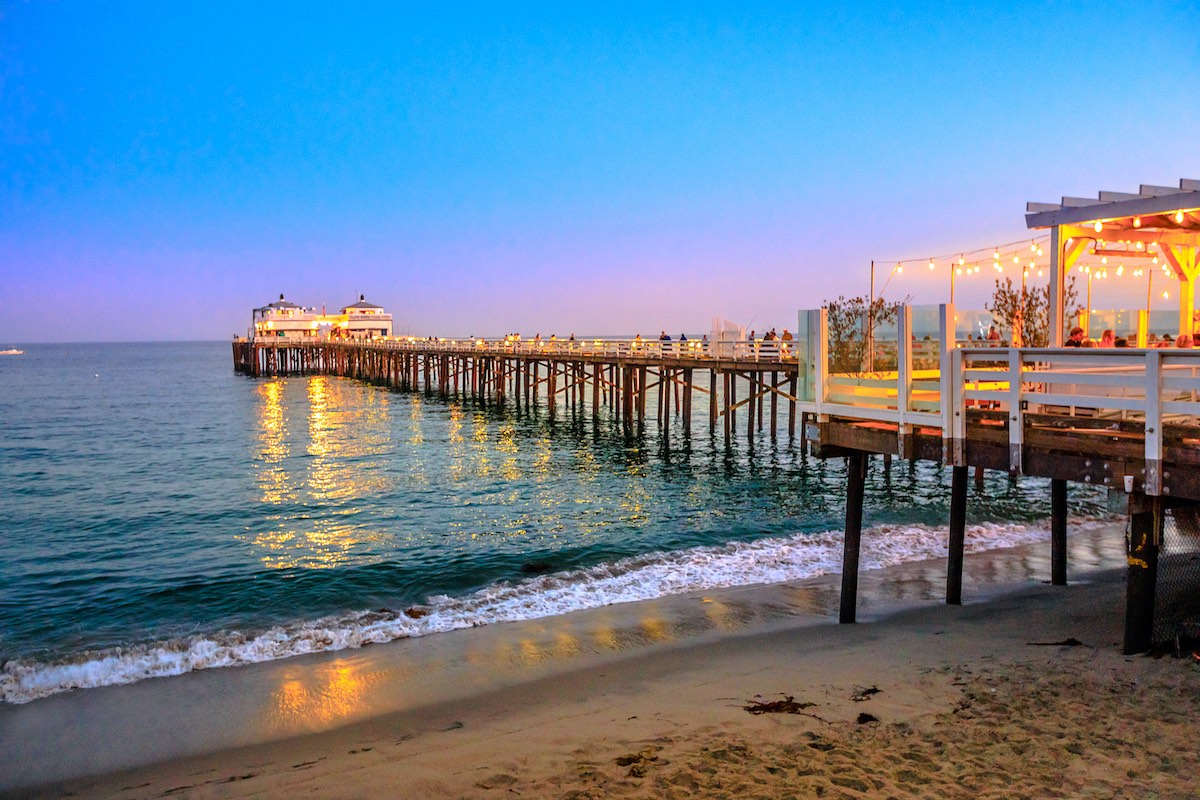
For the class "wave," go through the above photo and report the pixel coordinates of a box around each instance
[0,518,1105,704]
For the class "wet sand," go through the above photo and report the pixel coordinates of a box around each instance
[4,522,1199,799]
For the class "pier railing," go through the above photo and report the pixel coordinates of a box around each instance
[251,335,800,361]
[799,303,1200,494]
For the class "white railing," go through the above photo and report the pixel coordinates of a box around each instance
[951,347,1200,491]
[803,305,1200,493]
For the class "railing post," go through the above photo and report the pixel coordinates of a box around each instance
[1144,350,1163,495]
[897,305,912,457]
[814,308,828,419]
[939,303,957,463]
[1007,348,1024,475]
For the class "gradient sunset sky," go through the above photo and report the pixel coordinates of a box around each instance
[2,1,1198,342]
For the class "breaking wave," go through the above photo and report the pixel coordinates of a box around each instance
[1,518,1102,704]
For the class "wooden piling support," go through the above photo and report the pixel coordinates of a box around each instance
[709,369,718,433]
[1051,478,1068,586]
[946,464,968,605]
[840,451,868,624]
[1124,493,1161,654]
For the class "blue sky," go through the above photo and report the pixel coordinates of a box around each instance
[2,1,1198,341]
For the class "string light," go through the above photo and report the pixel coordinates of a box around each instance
[1094,221,1104,232]
[870,232,1187,306]
[1133,217,1142,228]
[1175,210,1185,224]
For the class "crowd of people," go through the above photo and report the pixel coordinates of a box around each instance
[1064,327,1195,349]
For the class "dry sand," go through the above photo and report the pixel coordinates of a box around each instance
[5,525,1200,800]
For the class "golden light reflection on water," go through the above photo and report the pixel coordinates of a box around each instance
[269,659,380,728]
[255,380,295,505]
[245,377,395,570]
[619,462,651,528]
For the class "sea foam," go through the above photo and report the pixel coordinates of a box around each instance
[0,518,1100,704]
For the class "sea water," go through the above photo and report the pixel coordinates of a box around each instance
[0,342,1110,703]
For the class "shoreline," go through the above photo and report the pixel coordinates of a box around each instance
[1,521,1170,798]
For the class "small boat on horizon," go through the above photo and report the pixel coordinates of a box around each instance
[0,348,24,355]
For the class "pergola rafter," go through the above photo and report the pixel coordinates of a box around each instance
[1026,178,1200,345]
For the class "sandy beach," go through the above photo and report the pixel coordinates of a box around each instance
[4,522,1199,799]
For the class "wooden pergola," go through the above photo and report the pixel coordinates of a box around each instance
[1026,179,1200,345]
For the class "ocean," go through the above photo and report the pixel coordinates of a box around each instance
[0,342,1112,704]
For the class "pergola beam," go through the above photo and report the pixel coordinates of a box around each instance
[1033,180,1200,344]
[1026,190,1200,229]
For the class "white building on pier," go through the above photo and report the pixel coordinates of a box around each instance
[250,294,394,340]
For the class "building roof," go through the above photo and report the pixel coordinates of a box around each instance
[342,294,385,310]
[1025,178,1200,236]
[258,293,304,312]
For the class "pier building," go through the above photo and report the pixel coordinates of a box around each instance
[250,294,393,340]
[232,179,1200,655]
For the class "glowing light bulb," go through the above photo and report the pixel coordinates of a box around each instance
[1094,221,1104,232]
[1164,290,1171,299]
[928,259,935,270]
[1136,241,1144,250]
[1133,217,1142,228]
[1037,269,1044,277]
[958,255,965,265]
[1175,210,1185,224]
[1023,270,1029,279]
[1030,242,1037,252]
[1012,255,1020,264]
[896,265,903,274]
[955,267,962,275]
[1036,247,1043,256]
[1100,256,1108,265]
[1116,265,1124,276]
[993,249,1000,259]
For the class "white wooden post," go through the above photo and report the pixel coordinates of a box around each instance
[1007,347,1024,475]
[1144,349,1163,495]
[897,305,912,455]
[939,303,959,463]
[814,308,829,419]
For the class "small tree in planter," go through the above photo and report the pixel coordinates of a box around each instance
[986,275,1080,347]
[823,295,908,373]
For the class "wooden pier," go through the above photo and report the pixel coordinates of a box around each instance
[233,308,1200,653]
[233,336,805,444]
